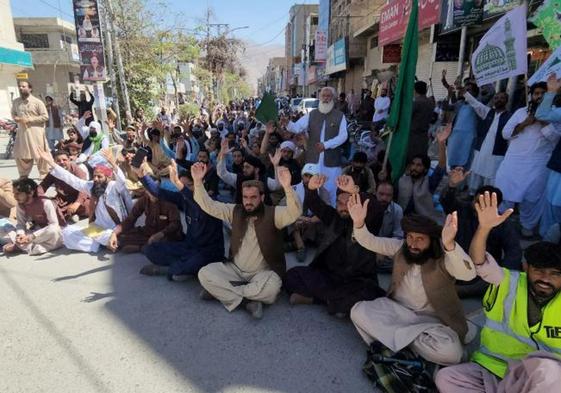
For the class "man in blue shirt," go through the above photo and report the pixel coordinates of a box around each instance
[138,160,224,280]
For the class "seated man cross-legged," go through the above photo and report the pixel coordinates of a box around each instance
[436,192,561,392]
[348,195,477,366]
[193,162,302,319]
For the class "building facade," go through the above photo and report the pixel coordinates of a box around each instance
[0,3,32,119]
[14,17,82,114]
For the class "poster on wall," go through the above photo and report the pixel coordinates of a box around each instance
[315,31,328,62]
[483,0,524,19]
[72,0,107,82]
[440,0,484,33]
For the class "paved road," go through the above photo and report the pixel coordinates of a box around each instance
[0,135,481,393]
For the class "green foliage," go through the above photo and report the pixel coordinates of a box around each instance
[177,102,200,119]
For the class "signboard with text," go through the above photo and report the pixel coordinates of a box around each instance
[483,0,524,19]
[72,0,107,82]
[379,0,441,47]
[440,0,484,33]
[326,38,347,75]
[315,31,328,62]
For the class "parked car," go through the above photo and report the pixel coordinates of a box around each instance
[298,98,319,114]
[289,98,303,113]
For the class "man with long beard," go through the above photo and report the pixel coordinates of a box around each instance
[193,162,301,319]
[36,148,132,253]
[288,86,348,206]
[347,197,477,366]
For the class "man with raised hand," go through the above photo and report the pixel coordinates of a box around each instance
[193,162,302,319]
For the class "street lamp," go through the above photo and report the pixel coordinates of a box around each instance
[223,25,249,35]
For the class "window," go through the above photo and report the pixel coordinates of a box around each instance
[370,36,378,49]
[61,34,72,44]
[21,33,49,49]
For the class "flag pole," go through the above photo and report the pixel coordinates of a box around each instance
[382,129,394,181]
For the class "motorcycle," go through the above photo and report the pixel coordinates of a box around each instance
[0,119,17,159]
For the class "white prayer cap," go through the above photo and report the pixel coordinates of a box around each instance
[89,121,101,132]
[301,163,320,176]
[280,141,296,152]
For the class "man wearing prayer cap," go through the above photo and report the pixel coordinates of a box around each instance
[76,120,109,164]
[347,195,477,366]
[36,148,132,253]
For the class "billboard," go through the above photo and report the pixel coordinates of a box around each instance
[440,0,484,33]
[316,0,330,62]
[326,38,347,75]
[483,0,524,19]
[72,0,107,82]
[379,0,442,47]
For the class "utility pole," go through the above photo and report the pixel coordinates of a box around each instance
[99,0,121,128]
[105,0,131,119]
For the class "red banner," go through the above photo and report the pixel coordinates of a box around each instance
[379,0,441,47]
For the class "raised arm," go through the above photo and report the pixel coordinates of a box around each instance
[287,113,310,134]
[273,167,302,229]
[192,162,234,224]
[469,191,513,284]
[464,92,491,120]
[536,75,561,122]
[441,212,476,281]
[347,194,403,257]
[37,148,92,195]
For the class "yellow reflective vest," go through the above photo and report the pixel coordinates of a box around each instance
[472,269,561,378]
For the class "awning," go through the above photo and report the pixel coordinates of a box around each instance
[0,46,33,68]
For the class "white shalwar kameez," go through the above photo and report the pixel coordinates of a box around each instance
[463,93,505,192]
[50,165,133,252]
[495,107,561,231]
[287,113,348,206]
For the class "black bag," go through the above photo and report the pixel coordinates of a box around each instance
[362,342,438,393]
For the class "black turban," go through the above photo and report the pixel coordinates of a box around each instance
[401,214,442,239]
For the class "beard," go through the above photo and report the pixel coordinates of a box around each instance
[318,100,335,114]
[529,281,558,305]
[402,243,433,265]
[243,201,265,217]
[91,181,108,198]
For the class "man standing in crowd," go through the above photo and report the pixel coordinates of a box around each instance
[407,81,435,161]
[495,82,559,237]
[3,178,64,256]
[463,90,511,192]
[335,92,349,116]
[398,125,450,222]
[285,173,386,317]
[348,198,476,366]
[288,87,348,206]
[37,148,132,253]
[69,88,94,124]
[373,88,391,126]
[39,150,90,222]
[45,96,63,151]
[358,90,375,122]
[11,80,50,179]
[139,160,225,279]
[536,74,561,238]
[195,162,301,319]
[436,192,561,392]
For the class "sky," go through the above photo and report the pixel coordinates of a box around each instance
[11,0,314,46]
[11,0,312,89]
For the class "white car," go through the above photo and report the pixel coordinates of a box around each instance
[298,98,319,114]
[289,98,303,113]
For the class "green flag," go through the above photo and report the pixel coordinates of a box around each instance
[385,1,419,183]
[255,92,278,124]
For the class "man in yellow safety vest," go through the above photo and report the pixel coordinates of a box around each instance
[436,191,561,392]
